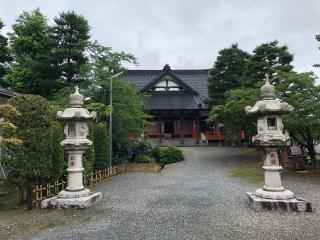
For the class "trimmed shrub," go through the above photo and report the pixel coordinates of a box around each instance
[159,146,184,164]
[151,146,161,162]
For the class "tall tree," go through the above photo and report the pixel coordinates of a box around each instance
[207,44,250,107]
[5,9,59,97]
[79,42,147,144]
[275,71,320,162]
[0,19,11,85]
[51,11,90,84]
[314,34,320,68]
[242,40,294,87]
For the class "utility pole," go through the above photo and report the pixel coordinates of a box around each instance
[108,71,124,168]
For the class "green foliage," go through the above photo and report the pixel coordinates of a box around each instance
[93,122,109,170]
[112,80,150,141]
[80,41,147,143]
[208,88,259,143]
[208,41,294,144]
[275,71,320,161]
[85,102,111,122]
[134,154,153,163]
[4,95,64,188]
[83,123,95,175]
[158,146,184,164]
[6,9,61,97]
[51,11,90,84]
[208,44,250,107]
[151,146,161,162]
[242,40,293,87]
[0,19,11,84]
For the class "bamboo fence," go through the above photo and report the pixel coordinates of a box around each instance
[32,164,126,208]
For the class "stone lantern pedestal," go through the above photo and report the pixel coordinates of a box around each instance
[245,77,311,212]
[42,87,102,209]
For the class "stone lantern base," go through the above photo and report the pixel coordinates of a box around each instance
[247,192,312,212]
[41,189,102,209]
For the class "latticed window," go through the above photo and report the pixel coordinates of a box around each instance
[151,79,182,91]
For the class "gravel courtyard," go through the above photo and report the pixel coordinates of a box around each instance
[20,147,320,239]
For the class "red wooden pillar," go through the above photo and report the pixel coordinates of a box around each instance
[192,121,196,138]
[195,114,200,145]
[180,115,184,144]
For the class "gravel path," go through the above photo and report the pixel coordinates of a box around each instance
[30,147,320,240]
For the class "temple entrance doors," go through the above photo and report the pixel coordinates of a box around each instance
[164,120,174,138]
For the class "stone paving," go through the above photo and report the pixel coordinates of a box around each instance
[30,147,320,240]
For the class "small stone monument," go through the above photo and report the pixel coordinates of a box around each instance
[245,76,311,212]
[42,87,102,209]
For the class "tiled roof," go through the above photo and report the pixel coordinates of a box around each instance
[121,66,209,110]
[144,93,204,110]
[121,68,209,100]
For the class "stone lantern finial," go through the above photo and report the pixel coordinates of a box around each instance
[261,74,275,100]
[70,86,84,107]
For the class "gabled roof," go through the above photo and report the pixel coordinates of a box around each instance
[122,65,209,100]
[121,64,209,110]
[140,65,198,95]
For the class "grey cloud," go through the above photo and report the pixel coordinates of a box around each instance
[0,0,319,76]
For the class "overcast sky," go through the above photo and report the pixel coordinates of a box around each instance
[1,0,320,76]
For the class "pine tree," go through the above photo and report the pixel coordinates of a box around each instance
[207,44,250,107]
[242,40,293,87]
[0,19,12,85]
[314,34,320,68]
[51,11,90,84]
[5,9,60,97]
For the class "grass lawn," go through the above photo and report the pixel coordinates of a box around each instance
[229,162,264,184]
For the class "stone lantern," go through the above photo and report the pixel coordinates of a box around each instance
[42,87,102,209]
[245,77,311,212]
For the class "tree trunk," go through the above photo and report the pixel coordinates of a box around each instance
[307,144,316,161]
[27,184,33,210]
[305,127,317,170]
[18,186,27,203]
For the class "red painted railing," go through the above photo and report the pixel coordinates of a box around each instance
[203,131,224,141]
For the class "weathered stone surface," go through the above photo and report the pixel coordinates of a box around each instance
[58,188,91,198]
[248,192,312,212]
[254,188,295,199]
[41,192,102,209]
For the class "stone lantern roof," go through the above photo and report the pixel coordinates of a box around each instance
[57,87,96,121]
[245,76,293,116]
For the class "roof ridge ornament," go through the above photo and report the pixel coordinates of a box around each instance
[261,74,275,100]
[163,64,171,72]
